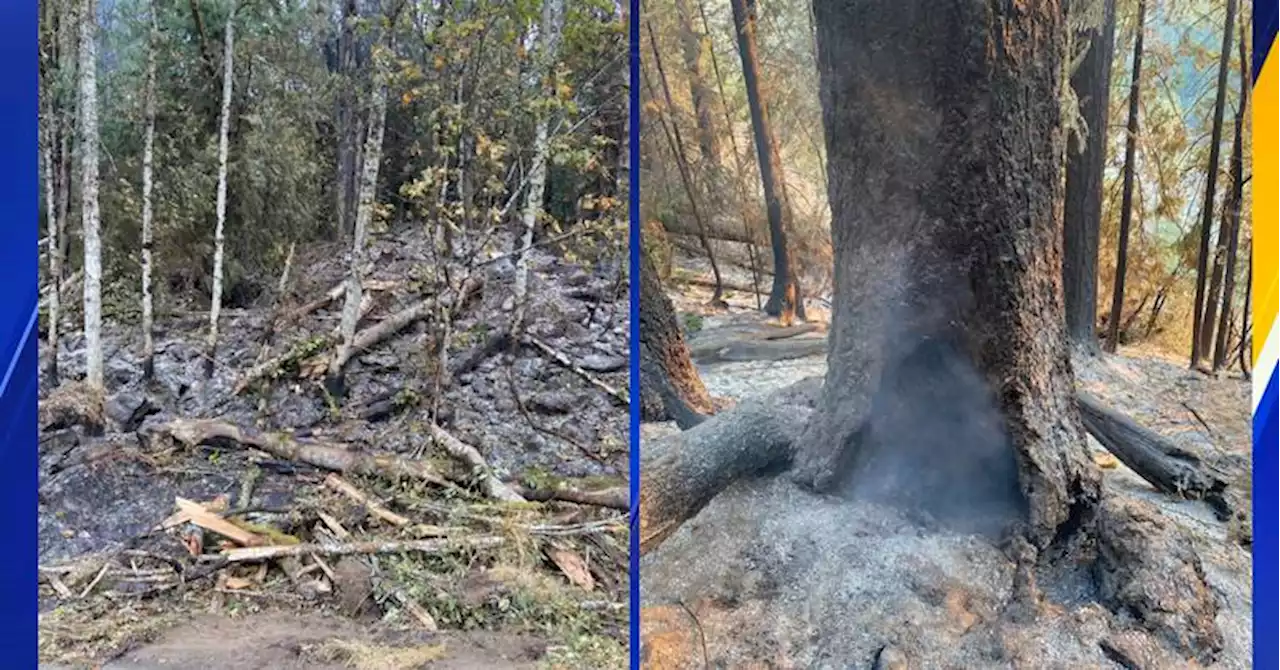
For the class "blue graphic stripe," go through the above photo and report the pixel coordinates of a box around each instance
[628,0,641,666]
[1255,0,1277,81]
[0,0,39,661]
[1255,366,1278,669]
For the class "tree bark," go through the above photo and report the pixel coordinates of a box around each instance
[512,0,564,337]
[1063,0,1116,352]
[41,86,62,384]
[140,0,158,379]
[1211,7,1248,372]
[674,0,719,166]
[1105,0,1146,354]
[639,244,714,429]
[330,20,390,391]
[78,0,103,394]
[791,0,1099,549]
[205,4,237,379]
[1190,0,1236,368]
[729,0,803,321]
[334,0,360,241]
[644,21,724,304]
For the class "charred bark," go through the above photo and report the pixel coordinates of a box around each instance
[1063,0,1116,351]
[729,0,803,321]
[1211,10,1249,372]
[791,0,1099,549]
[639,244,714,429]
[1105,0,1146,354]
[1190,0,1236,368]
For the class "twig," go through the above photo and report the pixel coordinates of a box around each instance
[515,485,628,510]
[524,335,628,406]
[78,563,110,598]
[324,473,411,527]
[679,600,711,670]
[1182,402,1216,439]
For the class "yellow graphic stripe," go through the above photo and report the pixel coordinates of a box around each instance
[1254,42,1277,377]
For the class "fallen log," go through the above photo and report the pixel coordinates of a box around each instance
[525,335,628,406]
[689,337,828,364]
[1076,392,1231,514]
[427,423,525,502]
[639,379,821,556]
[158,418,451,488]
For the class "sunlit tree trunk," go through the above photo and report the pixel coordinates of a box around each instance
[1104,0,1145,353]
[512,0,565,336]
[205,4,237,378]
[1190,0,1236,368]
[41,99,62,384]
[79,0,104,393]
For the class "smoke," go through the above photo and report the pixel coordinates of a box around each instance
[839,334,1026,539]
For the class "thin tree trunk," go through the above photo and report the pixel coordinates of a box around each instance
[645,20,724,304]
[1063,0,1116,351]
[512,0,564,337]
[1211,6,1248,372]
[334,0,359,241]
[205,4,237,379]
[673,0,719,165]
[41,95,62,384]
[698,0,762,310]
[140,1,158,379]
[330,28,390,391]
[1104,0,1145,354]
[1190,0,1237,368]
[729,0,803,322]
[1238,259,1252,376]
[79,0,104,394]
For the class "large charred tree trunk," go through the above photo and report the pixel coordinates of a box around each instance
[1063,0,1116,352]
[639,244,714,429]
[729,0,804,322]
[1190,0,1236,368]
[1104,0,1145,354]
[789,0,1099,548]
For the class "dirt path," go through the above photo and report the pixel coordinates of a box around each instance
[41,611,545,669]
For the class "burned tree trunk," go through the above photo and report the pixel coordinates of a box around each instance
[1105,0,1146,354]
[1190,0,1236,368]
[1211,9,1249,372]
[1063,0,1116,352]
[639,244,714,429]
[729,0,803,322]
[789,0,1099,548]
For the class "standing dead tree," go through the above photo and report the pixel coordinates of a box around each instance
[1211,6,1248,372]
[1105,0,1146,354]
[729,0,803,322]
[140,0,159,379]
[79,0,104,395]
[1190,0,1236,369]
[644,19,725,306]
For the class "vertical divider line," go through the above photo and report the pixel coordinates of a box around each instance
[628,0,643,666]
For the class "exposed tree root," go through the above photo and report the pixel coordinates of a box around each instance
[515,485,629,510]
[639,379,821,555]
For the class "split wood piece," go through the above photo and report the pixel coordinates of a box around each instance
[155,494,230,531]
[324,473,411,526]
[524,335,628,406]
[214,535,505,563]
[427,423,525,503]
[174,497,266,547]
[392,590,440,631]
[1077,392,1233,516]
[159,418,449,488]
[639,379,821,556]
[515,485,629,510]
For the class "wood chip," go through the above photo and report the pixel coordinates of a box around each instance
[546,546,595,591]
[175,497,266,547]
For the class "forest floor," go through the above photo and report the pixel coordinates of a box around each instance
[640,254,1253,669]
[37,224,630,669]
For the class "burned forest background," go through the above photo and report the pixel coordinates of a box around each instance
[641,0,1254,370]
[37,0,631,666]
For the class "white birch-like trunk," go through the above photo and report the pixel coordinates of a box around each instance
[41,105,62,382]
[141,3,158,377]
[79,0,103,393]
[331,45,389,379]
[206,5,236,378]
[511,0,565,335]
